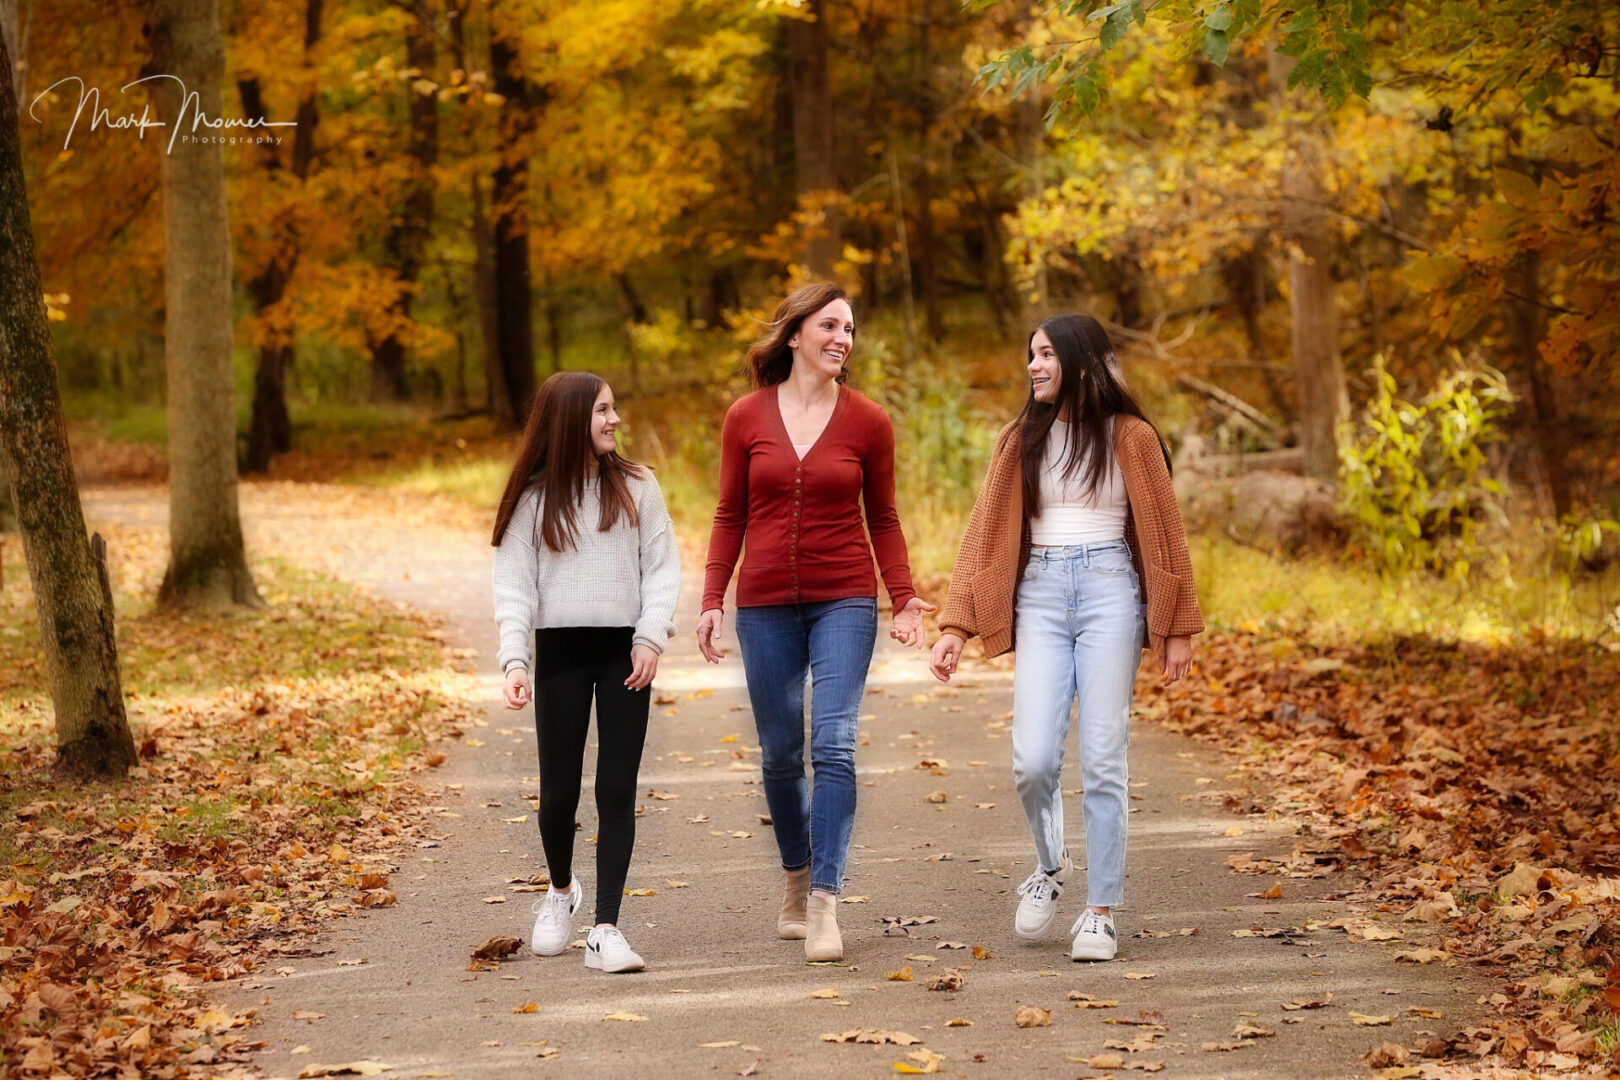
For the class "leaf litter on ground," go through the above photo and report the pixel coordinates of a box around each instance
[0,518,481,1077]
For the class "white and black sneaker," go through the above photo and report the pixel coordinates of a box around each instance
[1070,908,1117,962]
[1014,850,1071,939]
[584,925,645,973]
[529,878,582,956]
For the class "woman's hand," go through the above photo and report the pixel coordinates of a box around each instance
[1157,635,1193,687]
[890,596,936,649]
[625,643,659,690]
[503,666,531,710]
[696,608,725,664]
[929,632,965,683]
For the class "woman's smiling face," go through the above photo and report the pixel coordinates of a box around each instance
[790,299,855,380]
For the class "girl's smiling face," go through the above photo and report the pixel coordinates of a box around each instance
[1028,329,1062,404]
[590,384,620,457]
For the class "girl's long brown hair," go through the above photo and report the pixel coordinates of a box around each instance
[491,371,642,552]
[745,283,850,388]
[1016,314,1170,517]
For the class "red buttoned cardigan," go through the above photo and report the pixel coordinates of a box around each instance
[702,384,917,613]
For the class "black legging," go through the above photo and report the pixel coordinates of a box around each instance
[532,626,650,927]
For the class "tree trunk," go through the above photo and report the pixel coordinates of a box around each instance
[1506,249,1570,518]
[912,0,942,341]
[617,273,649,325]
[470,174,516,430]
[706,265,739,326]
[450,1,514,429]
[0,36,135,776]
[1,0,30,109]
[1270,50,1348,482]
[368,0,438,402]
[1220,245,1293,423]
[148,0,261,609]
[1015,84,1045,314]
[489,15,538,419]
[239,0,319,474]
[787,0,837,277]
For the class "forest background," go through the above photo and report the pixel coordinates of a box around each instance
[0,0,1618,1075]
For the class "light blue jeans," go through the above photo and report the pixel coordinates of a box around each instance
[1012,539,1145,909]
[735,597,878,894]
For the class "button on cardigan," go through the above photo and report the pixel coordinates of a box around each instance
[703,384,917,613]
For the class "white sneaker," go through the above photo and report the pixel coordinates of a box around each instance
[1070,909,1117,961]
[530,878,581,956]
[1014,850,1071,939]
[584,925,645,973]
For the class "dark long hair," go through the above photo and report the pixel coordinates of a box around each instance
[1016,314,1169,517]
[745,283,850,388]
[491,371,642,552]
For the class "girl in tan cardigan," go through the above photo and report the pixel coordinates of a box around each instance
[929,314,1203,962]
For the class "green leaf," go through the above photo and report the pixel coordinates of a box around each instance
[1099,7,1130,52]
[1202,28,1230,66]
[1204,5,1232,31]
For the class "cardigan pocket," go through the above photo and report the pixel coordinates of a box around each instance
[971,563,1013,643]
[1144,560,1181,638]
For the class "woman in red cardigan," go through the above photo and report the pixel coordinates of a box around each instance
[698,283,933,963]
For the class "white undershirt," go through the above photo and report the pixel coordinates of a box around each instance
[1028,419,1128,546]
[793,443,814,460]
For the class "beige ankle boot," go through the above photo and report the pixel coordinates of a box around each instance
[804,891,842,962]
[778,866,811,940]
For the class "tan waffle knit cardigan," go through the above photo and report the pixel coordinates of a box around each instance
[938,415,1204,658]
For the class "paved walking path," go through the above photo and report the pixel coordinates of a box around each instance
[84,484,1487,1080]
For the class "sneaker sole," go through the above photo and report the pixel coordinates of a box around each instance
[1070,945,1117,962]
[585,952,645,973]
[1015,906,1060,939]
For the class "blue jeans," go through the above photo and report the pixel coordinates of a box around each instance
[1012,540,1145,908]
[735,597,878,894]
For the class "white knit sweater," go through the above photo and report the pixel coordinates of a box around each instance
[491,471,681,673]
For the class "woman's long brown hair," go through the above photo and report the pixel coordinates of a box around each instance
[745,283,849,388]
[1016,314,1170,517]
[491,371,642,552]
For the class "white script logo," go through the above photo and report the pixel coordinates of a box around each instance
[30,75,296,154]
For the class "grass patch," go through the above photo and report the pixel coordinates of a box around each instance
[1191,531,1620,645]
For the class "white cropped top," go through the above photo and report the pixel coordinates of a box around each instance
[1028,419,1128,546]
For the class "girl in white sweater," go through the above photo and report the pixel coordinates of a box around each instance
[492,371,681,973]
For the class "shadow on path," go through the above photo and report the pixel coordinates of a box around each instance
[82,483,1488,1080]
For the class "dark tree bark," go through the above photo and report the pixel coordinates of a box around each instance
[1269,49,1348,482]
[787,0,837,277]
[368,0,439,402]
[147,0,262,609]
[238,0,321,474]
[617,273,649,325]
[1220,245,1293,423]
[706,265,740,326]
[470,174,516,429]
[1506,249,1571,518]
[489,10,541,420]
[911,0,942,341]
[0,35,135,776]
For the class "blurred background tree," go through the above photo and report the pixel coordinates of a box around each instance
[5,0,1616,629]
